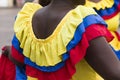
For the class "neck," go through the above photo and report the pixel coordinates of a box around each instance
[89,0,101,3]
[49,0,76,9]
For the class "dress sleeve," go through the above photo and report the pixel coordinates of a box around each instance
[85,24,114,42]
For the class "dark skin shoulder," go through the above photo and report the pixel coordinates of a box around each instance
[88,0,101,3]
[32,7,60,39]
[32,0,85,39]
[85,37,120,79]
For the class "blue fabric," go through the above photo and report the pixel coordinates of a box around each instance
[95,0,120,17]
[110,46,120,60]
[12,14,107,72]
[24,58,65,72]
[12,35,23,54]
[16,66,27,80]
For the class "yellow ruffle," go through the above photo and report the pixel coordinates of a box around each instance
[105,13,120,31]
[85,0,114,10]
[72,59,103,80]
[109,31,120,50]
[14,3,97,66]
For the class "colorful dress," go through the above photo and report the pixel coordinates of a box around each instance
[0,2,114,80]
[85,0,120,60]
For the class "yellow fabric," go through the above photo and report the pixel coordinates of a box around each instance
[85,0,114,10]
[109,31,120,50]
[27,76,38,80]
[14,3,98,66]
[72,59,103,80]
[27,59,104,80]
[105,14,120,31]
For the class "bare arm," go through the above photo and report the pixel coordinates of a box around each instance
[85,37,120,80]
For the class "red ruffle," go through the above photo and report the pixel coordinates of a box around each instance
[85,24,114,42]
[102,4,120,20]
[26,34,89,80]
[0,54,15,80]
[11,45,24,63]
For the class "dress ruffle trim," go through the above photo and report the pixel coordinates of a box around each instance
[25,25,113,80]
[25,33,89,80]
[14,3,98,66]
[85,0,114,10]
[12,14,107,72]
[97,0,120,20]
[85,0,120,20]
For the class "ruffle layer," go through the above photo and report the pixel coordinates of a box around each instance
[14,3,99,66]
[25,33,89,80]
[85,0,120,31]
[92,0,120,20]
[11,24,113,80]
[12,14,107,72]
[25,24,113,80]
[85,0,114,10]
[11,45,24,63]
[23,15,108,72]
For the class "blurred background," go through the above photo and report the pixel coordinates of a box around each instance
[0,0,34,7]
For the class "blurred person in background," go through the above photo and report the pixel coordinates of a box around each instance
[25,0,34,3]
[85,0,120,60]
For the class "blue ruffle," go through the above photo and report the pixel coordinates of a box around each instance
[95,0,120,17]
[12,35,23,54]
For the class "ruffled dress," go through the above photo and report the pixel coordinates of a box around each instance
[3,2,113,80]
[85,0,120,60]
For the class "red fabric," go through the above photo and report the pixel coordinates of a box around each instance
[25,24,113,80]
[11,45,24,63]
[0,54,15,80]
[85,24,114,42]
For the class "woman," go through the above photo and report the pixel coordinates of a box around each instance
[1,0,120,80]
[85,0,120,60]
